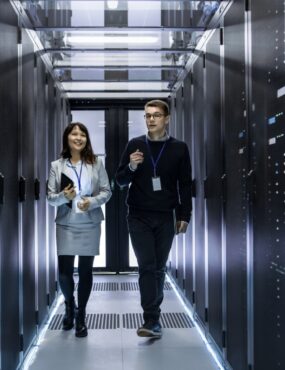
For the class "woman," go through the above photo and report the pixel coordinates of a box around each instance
[47,122,111,337]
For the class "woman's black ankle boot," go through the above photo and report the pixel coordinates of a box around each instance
[62,298,76,330]
[75,307,88,337]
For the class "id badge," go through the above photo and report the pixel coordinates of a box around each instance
[152,177,162,191]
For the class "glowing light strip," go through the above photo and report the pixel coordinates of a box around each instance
[166,275,225,370]
[21,294,64,370]
[67,36,159,44]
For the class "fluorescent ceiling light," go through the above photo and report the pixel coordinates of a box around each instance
[68,54,159,60]
[62,82,167,91]
[67,92,171,99]
[67,35,159,44]
[107,1,118,10]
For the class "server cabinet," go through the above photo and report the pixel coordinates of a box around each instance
[224,3,248,369]
[169,89,185,288]
[175,86,186,291]
[183,73,194,305]
[35,56,48,328]
[205,29,223,349]
[55,91,63,157]
[47,77,58,305]
[192,52,206,323]
[166,1,285,369]
[21,28,37,354]
[251,0,285,368]
[169,97,178,280]
[0,2,20,370]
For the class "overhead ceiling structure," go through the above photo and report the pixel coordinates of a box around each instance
[14,0,231,99]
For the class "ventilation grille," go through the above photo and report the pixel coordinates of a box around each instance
[122,313,143,328]
[120,282,172,291]
[49,314,64,330]
[122,312,194,329]
[121,282,139,291]
[74,282,119,291]
[93,282,119,291]
[49,312,193,330]
[86,313,119,329]
[163,282,172,290]
[160,312,193,328]
[49,314,120,330]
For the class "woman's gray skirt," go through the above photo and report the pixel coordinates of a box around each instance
[56,212,101,256]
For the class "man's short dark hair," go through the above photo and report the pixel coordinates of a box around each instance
[145,100,170,116]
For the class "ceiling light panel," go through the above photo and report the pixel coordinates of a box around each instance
[67,92,171,99]
[66,34,159,45]
[52,53,184,67]
[18,0,224,98]
[62,81,170,91]
[22,1,221,28]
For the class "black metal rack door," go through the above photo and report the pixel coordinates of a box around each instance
[47,76,58,305]
[176,86,186,291]
[251,1,285,368]
[183,73,194,306]
[35,56,49,330]
[0,2,20,370]
[205,28,224,350]
[21,28,37,355]
[224,3,248,369]
[193,52,206,324]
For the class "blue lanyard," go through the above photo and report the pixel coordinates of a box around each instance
[145,136,167,177]
[68,160,83,191]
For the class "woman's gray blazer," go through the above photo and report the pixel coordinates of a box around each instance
[47,157,111,225]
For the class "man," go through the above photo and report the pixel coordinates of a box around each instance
[116,100,192,338]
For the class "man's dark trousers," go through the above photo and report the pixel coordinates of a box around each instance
[127,210,175,323]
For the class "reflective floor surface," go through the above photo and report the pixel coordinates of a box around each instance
[26,274,220,370]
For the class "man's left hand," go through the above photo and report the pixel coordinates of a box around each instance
[176,221,188,234]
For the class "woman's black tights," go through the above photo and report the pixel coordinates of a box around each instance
[58,255,94,309]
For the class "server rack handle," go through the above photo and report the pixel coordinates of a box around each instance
[0,172,4,205]
[204,177,208,199]
[221,173,227,204]
[191,179,196,198]
[34,178,40,200]
[19,176,26,202]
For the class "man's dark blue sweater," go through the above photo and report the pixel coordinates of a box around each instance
[116,135,192,223]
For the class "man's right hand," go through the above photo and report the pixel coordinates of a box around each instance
[63,184,76,200]
[129,149,144,170]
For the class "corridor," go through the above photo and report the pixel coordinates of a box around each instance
[25,275,220,370]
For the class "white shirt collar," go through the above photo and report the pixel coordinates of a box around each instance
[146,132,169,142]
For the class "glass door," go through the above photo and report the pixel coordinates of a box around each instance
[128,110,146,267]
[71,110,106,268]
[70,100,150,272]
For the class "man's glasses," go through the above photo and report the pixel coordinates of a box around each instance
[144,113,165,120]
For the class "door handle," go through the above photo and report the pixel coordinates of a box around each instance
[35,178,40,200]
[19,176,26,202]
[0,172,4,205]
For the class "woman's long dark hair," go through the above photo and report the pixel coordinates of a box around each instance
[61,122,97,164]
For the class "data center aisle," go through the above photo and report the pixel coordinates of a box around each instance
[27,275,219,370]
